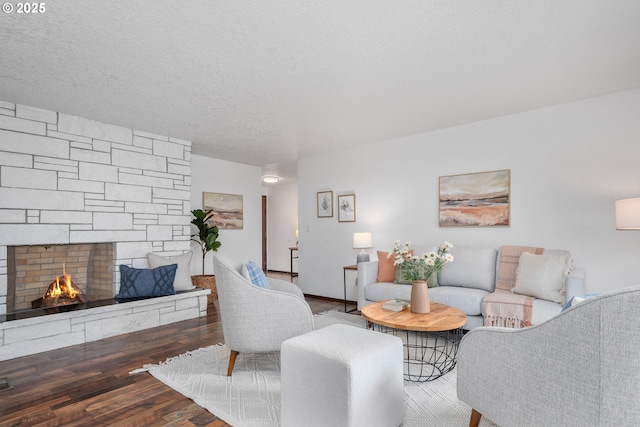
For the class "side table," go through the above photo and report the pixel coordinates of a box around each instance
[343,265,358,313]
[289,247,298,278]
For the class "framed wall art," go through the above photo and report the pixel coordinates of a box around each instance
[317,191,333,218]
[202,192,244,229]
[338,194,356,222]
[439,169,510,227]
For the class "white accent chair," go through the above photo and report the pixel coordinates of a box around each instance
[212,254,314,376]
[457,285,640,427]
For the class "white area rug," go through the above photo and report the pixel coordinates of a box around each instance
[135,311,497,426]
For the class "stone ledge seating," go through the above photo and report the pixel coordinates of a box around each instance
[357,245,586,329]
[0,288,210,361]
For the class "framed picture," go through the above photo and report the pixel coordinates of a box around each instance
[317,191,333,218]
[338,194,356,222]
[202,192,243,229]
[439,169,510,227]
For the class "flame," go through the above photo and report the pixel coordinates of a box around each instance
[46,272,77,299]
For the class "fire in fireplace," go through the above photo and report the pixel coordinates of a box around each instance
[31,269,89,309]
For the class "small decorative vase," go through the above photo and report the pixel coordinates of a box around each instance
[410,280,430,313]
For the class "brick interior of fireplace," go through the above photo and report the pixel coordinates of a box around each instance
[7,243,114,313]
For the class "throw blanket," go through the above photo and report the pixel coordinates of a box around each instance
[482,245,544,328]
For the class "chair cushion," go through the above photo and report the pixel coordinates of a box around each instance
[147,251,194,291]
[242,261,270,289]
[116,264,177,299]
[513,252,571,304]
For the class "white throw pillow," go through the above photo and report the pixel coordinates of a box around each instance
[147,251,194,292]
[512,252,572,304]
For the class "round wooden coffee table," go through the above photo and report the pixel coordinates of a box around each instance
[361,301,467,382]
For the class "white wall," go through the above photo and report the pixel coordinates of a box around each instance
[265,183,299,272]
[190,154,262,274]
[298,88,640,299]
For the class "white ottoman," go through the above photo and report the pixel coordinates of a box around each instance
[281,323,405,427]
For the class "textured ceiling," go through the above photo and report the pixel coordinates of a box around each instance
[1,1,640,183]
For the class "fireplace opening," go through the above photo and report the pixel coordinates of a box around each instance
[31,268,89,309]
[6,243,115,317]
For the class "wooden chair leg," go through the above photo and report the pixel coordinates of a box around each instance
[227,350,239,376]
[469,409,482,427]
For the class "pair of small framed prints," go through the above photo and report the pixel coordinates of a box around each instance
[317,191,355,222]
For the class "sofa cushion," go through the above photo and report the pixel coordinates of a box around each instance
[513,252,571,304]
[429,286,489,316]
[394,267,438,288]
[530,298,564,325]
[364,282,486,316]
[376,251,396,282]
[438,246,497,292]
[365,282,412,303]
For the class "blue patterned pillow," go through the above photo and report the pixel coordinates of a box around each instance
[561,293,601,311]
[244,261,270,289]
[115,264,177,299]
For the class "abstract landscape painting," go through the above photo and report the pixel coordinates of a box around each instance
[203,192,243,229]
[439,170,510,227]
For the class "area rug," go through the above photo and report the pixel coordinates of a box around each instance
[133,311,497,426]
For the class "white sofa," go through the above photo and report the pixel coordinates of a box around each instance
[357,245,586,329]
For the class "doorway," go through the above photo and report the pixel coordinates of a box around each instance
[262,195,267,271]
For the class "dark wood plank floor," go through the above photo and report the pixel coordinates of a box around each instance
[0,273,357,426]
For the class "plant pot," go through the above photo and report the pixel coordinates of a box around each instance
[410,280,430,313]
[191,274,217,304]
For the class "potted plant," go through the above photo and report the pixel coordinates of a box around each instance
[191,209,221,302]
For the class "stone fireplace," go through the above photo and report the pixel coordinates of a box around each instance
[0,100,207,361]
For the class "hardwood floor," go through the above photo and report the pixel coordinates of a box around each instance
[0,273,357,427]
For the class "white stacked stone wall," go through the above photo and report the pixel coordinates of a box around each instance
[0,100,199,359]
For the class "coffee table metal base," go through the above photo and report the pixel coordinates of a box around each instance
[370,324,463,382]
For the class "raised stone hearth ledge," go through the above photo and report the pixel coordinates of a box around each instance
[0,289,210,361]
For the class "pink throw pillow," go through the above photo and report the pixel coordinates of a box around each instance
[377,251,396,282]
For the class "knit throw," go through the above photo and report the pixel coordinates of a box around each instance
[482,245,543,328]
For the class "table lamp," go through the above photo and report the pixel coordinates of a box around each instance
[616,198,640,230]
[353,232,373,263]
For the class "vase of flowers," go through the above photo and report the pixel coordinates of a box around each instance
[390,241,454,313]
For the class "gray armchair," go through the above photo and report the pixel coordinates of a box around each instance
[212,254,314,376]
[457,285,640,427]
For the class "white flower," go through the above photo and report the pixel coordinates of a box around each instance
[389,240,454,281]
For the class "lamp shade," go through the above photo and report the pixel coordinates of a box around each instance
[615,198,640,230]
[353,232,373,249]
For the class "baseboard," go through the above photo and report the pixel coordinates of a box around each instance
[304,293,356,304]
